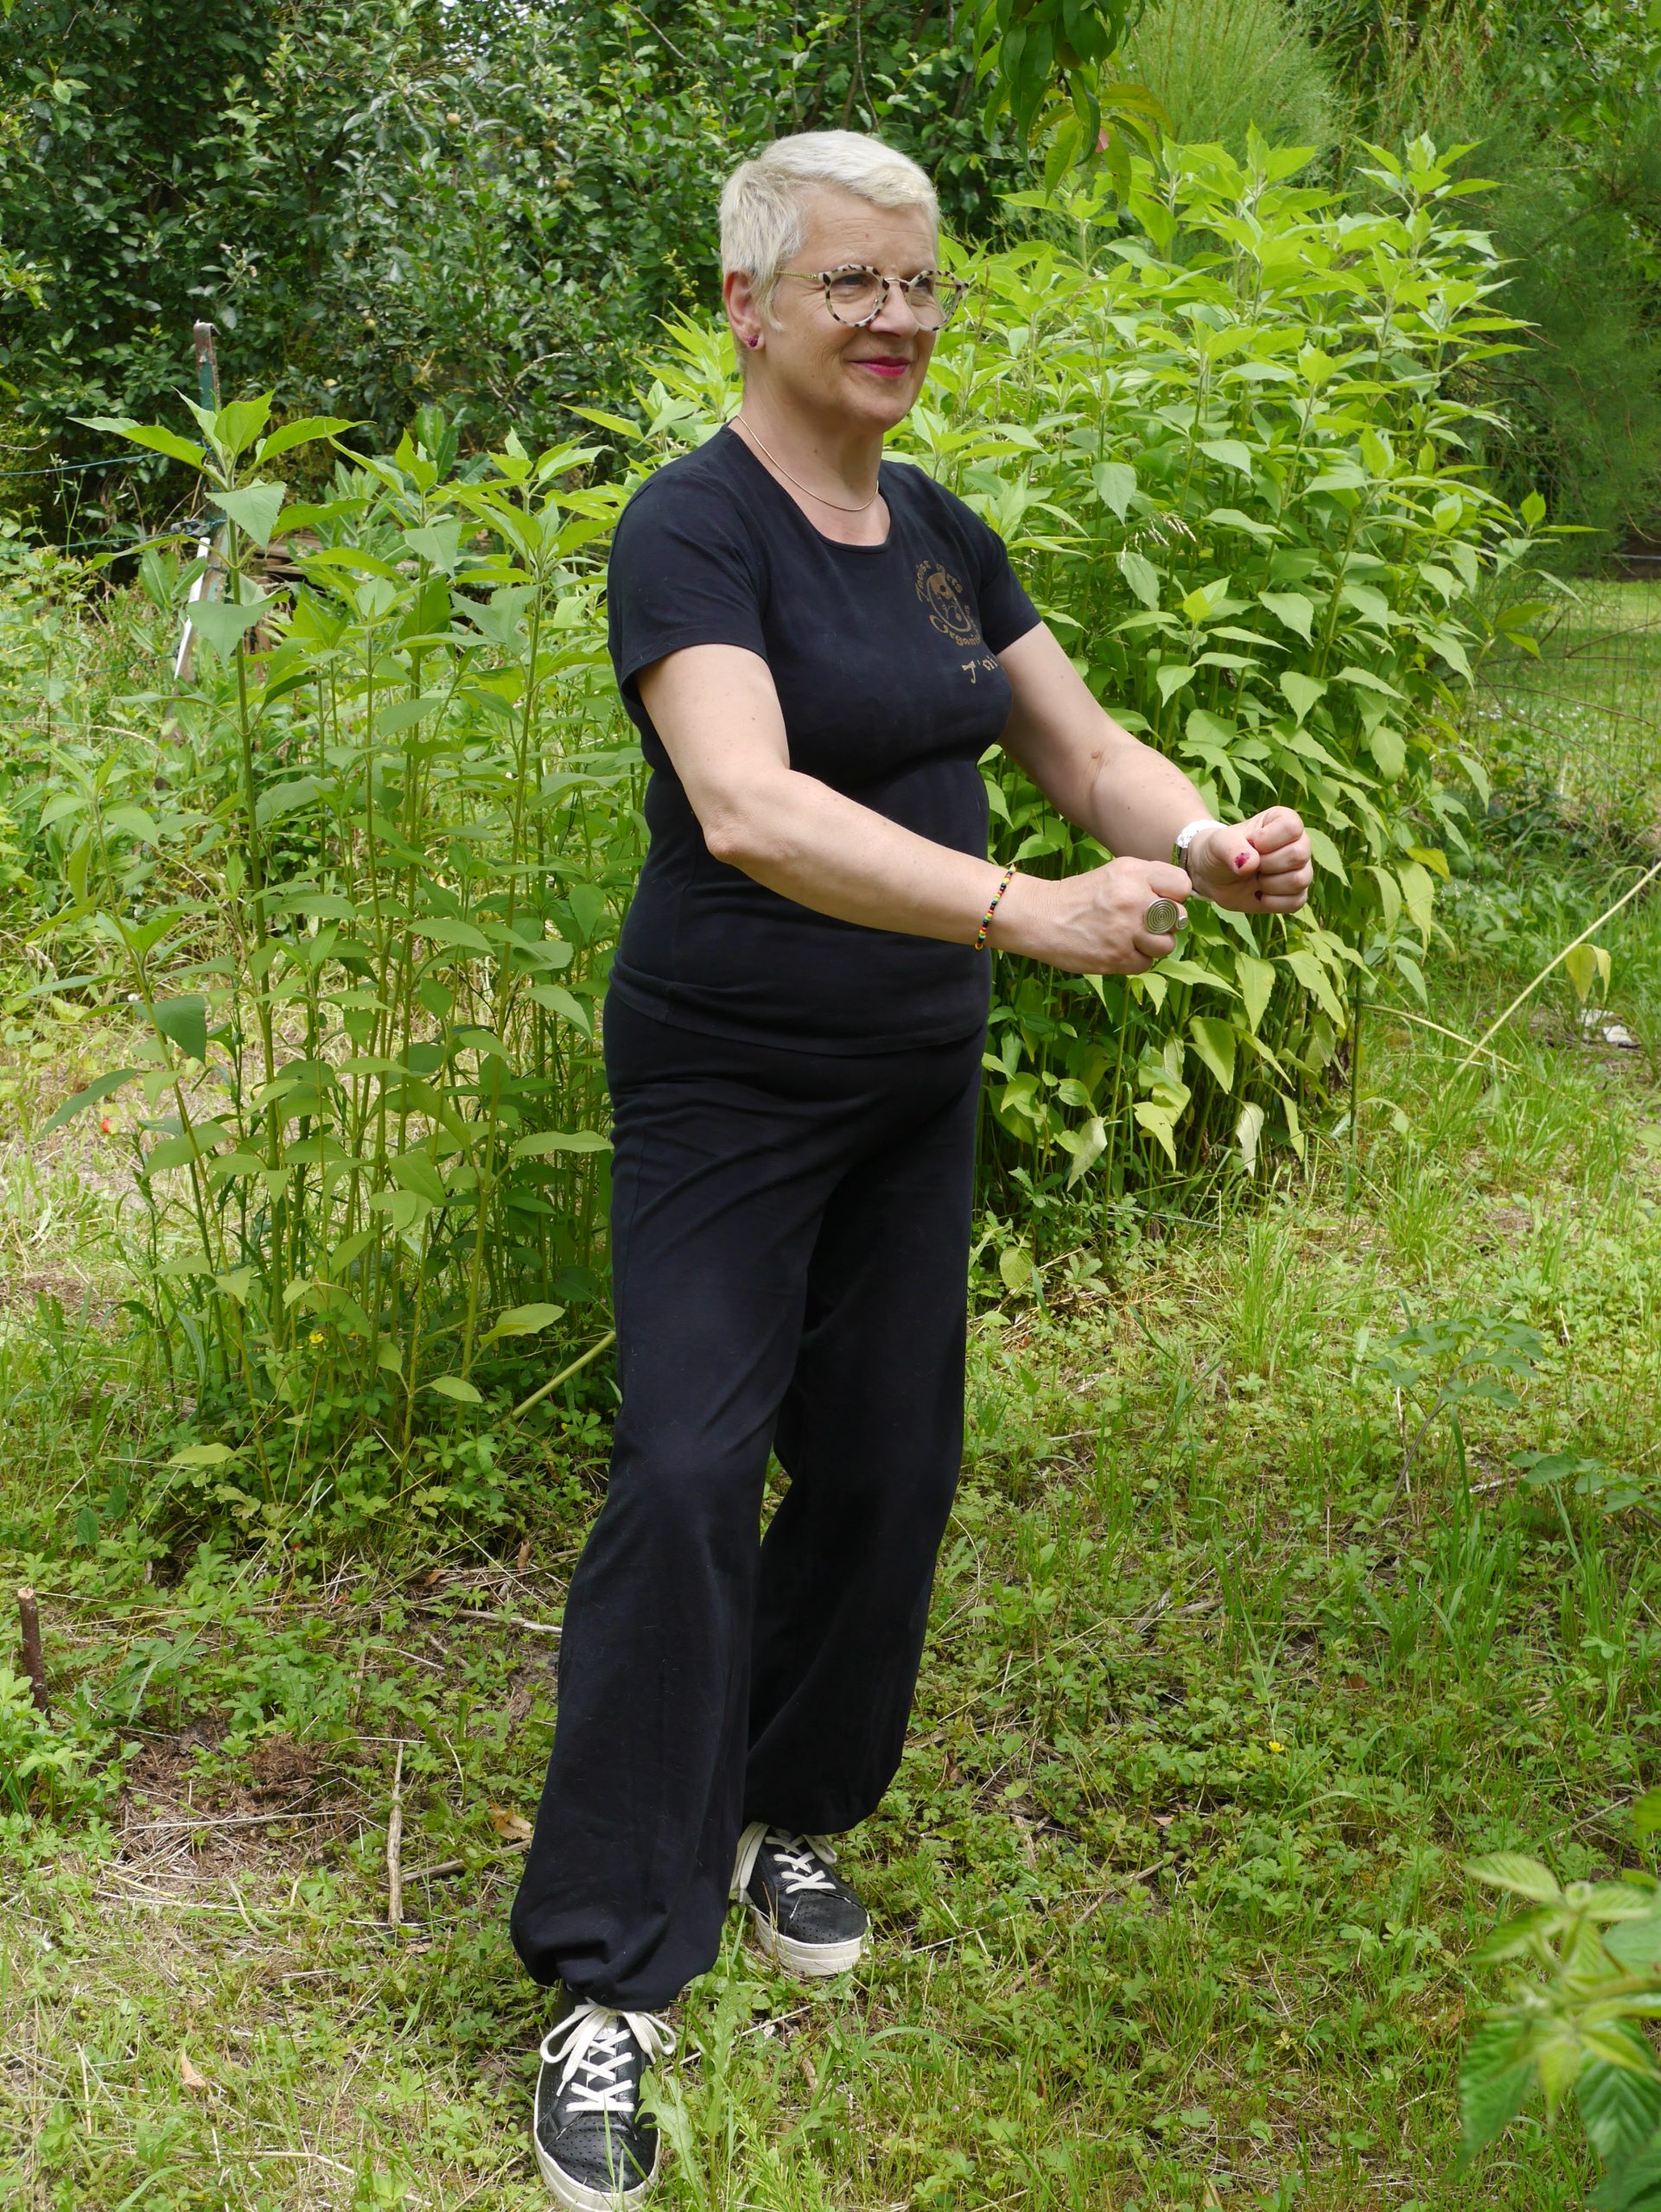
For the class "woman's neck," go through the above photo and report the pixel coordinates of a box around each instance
[730,391,887,542]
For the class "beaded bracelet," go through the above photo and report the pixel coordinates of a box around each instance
[974,862,1017,952]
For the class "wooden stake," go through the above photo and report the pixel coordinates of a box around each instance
[385,1744,404,1929]
[17,1587,48,1718]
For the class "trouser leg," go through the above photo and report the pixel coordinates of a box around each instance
[744,1032,983,1834]
[512,1013,847,2007]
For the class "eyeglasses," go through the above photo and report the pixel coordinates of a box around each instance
[780,264,970,332]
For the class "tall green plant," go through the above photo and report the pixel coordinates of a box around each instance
[36,399,630,1528]
[1461,1796,1661,2210]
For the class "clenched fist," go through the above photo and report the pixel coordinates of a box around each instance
[992,855,1197,976]
[1184,807,1314,913]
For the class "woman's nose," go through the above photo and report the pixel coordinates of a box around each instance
[869,283,924,336]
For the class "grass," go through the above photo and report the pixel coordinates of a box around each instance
[3,623,1661,2209]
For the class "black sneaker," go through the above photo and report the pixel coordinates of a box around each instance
[731,1823,869,1977]
[533,1991,675,2209]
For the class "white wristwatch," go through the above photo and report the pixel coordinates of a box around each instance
[1173,816,1227,868]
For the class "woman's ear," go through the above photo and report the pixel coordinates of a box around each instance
[723,269,764,355]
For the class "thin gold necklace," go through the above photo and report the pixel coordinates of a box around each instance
[731,415,881,515]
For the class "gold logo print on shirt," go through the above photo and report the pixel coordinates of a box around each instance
[914,561,981,646]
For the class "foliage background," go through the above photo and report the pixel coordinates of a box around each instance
[3,0,1658,558]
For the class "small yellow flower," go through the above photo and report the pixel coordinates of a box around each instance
[309,1330,325,1345]
[1268,1739,1285,1755]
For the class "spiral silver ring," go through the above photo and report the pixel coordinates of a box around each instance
[1142,897,1187,936]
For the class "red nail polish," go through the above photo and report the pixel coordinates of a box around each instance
[1233,853,1248,869]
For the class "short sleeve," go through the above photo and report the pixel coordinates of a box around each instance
[606,466,768,709]
[962,506,1041,655]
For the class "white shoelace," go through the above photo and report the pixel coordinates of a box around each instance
[731,1821,839,1901]
[539,2001,676,2118]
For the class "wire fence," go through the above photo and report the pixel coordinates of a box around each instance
[1474,578,1661,826]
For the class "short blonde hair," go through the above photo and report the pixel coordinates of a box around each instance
[719,130,939,323]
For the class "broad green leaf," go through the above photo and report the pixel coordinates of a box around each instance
[1578,2038,1661,2172]
[527,985,593,1036]
[567,404,645,437]
[1334,664,1404,698]
[1636,1790,1661,1839]
[1061,1114,1107,1187]
[1459,2016,1537,2151]
[258,415,358,461]
[40,1068,143,1133]
[373,695,447,737]
[1156,664,1195,707]
[151,995,207,1064]
[1467,1853,1563,1904]
[1306,826,1348,881]
[1367,724,1406,779]
[1398,860,1436,941]
[484,1302,566,1342]
[1235,1100,1264,1175]
[1282,947,1346,1027]
[1117,547,1161,610]
[1091,461,1136,518]
[187,591,271,660]
[205,395,272,462]
[368,1189,433,1232]
[998,1245,1035,1295]
[1589,2146,1661,2212]
[1199,437,1253,475]
[1259,590,1314,643]
[1188,1015,1237,1093]
[210,480,288,549]
[1605,1910,1661,1973]
[169,1441,239,1469]
[427,1375,484,1404]
[513,1130,611,1158]
[1368,866,1403,932]
[1235,954,1276,1033]
[1280,671,1327,723]
[1563,943,1607,1004]
[1134,1100,1179,1168]
[1340,582,1391,627]
[415,915,493,955]
[390,1152,449,1206]
[76,415,207,470]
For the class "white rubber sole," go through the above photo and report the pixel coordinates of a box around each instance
[745,1903,867,1978]
[534,2134,657,2212]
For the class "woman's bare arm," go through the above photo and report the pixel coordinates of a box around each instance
[996,623,1314,912]
[637,643,1193,974]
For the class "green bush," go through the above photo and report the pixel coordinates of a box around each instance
[16,134,1552,1504]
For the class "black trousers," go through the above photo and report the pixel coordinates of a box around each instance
[509,993,984,2010]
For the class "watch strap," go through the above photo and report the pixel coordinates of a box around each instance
[1173,816,1228,867]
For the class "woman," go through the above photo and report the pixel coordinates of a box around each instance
[511,129,1313,2206]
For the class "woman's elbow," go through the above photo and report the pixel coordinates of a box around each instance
[702,806,773,870]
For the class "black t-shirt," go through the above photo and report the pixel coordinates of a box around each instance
[604,425,1041,1053]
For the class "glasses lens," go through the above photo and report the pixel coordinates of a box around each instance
[907,275,946,330]
[824,268,884,322]
[908,275,964,330]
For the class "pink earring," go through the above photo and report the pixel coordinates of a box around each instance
[746,334,760,349]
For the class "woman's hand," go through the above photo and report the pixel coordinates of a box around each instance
[1184,807,1314,913]
[992,857,1196,975]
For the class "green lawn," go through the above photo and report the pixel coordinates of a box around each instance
[4,664,1661,2209]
